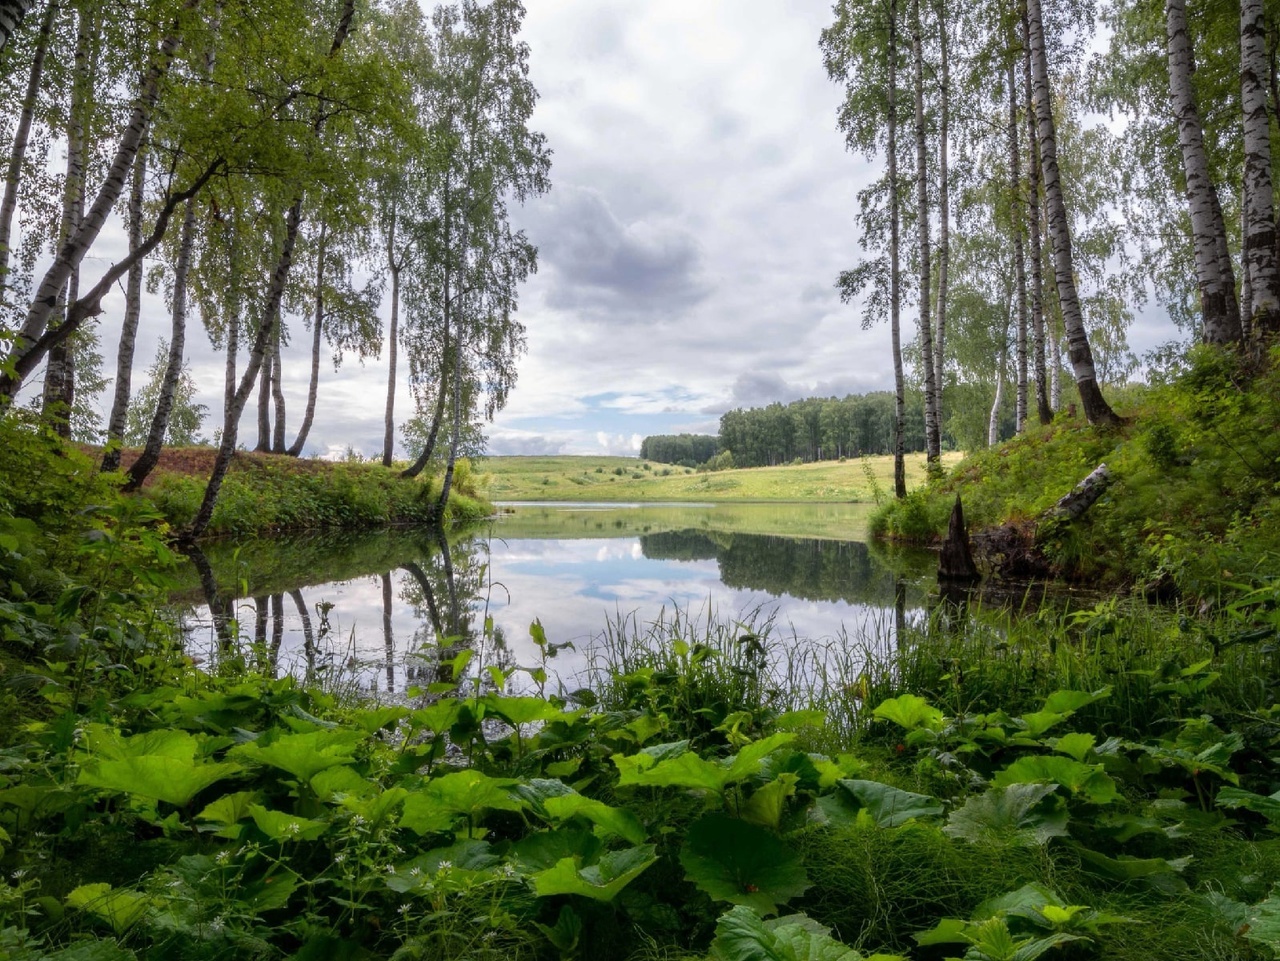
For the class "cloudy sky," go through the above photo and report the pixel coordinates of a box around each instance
[486,0,878,456]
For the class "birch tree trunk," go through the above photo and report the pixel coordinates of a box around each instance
[1166,0,1243,345]
[989,340,1007,446]
[270,326,286,452]
[101,148,147,472]
[1025,0,1119,425]
[382,214,400,466]
[890,0,906,498]
[288,222,326,456]
[0,0,55,294]
[42,1,94,436]
[124,199,196,491]
[0,0,34,53]
[911,0,940,464]
[1022,3,1052,424]
[0,0,200,409]
[255,338,271,451]
[1242,0,1280,341]
[1009,59,1029,434]
[934,3,950,434]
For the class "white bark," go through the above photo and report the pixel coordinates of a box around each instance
[1166,0,1243,344]
[1242,0,1280,340]
[1010,59,1029,434]
[1026,0,1118,424]
[912,0,939,464]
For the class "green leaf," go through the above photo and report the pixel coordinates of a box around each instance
[483,694,569,726]
[230,728,365,782]
[680,813,810,916]
[741,774,799,831]
[400,769,524,835]
[78,756,242,807]
[67,883,150,935]
[533,904,583,954]
[512,828,602,873]
[614,733,794,796]
[1052,732,1096,762]
[1075,846,1192,882]
[1041,688,1110,714]
[530,844,658,902]
[1217,787,1280,825]
[543,793,648,844]
[872,694,943,732]
[249,804,328,841]
[992,756,1119,804]
[195,791,257,838]
[817,779,944,829]
[710,904,875,961]
[349,705,409,734]
[1242,889,1280,952]
[944,784,1070,847]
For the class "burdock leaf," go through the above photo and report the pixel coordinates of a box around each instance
[681,814,810,916]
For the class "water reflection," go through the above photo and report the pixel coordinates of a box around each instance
[175,507,929,694]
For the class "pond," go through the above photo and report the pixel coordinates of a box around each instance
[174,502,935,695]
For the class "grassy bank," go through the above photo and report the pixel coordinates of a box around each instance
[482,451,962,502]
[124,447,491,538]
[873,348,1280,594]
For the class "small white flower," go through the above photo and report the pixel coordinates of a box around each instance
[11,869,27,880]
[398,903,411,915]
[215,850,231,864]
[409,866,421,877]
[438,860,452,871]
[350,814,366,826]
[334,852,347,864]
[384,864,397,874]
[287,822,302,836]
[209,916,225,932]
[500,864,517,878]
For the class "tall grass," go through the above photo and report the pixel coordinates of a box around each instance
[578,591,1279,755]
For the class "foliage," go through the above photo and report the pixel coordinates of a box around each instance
[122,341,207,448]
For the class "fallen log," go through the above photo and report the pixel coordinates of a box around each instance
[1044,463,1113,523]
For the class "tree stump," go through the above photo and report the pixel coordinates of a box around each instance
[938,494,980,582]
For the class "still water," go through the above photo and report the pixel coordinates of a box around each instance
[175,502,933,694]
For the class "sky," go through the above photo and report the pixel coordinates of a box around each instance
[18,1,1175,459]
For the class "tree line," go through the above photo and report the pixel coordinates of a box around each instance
[642,391,945,470]
[0,0,547,539]
[822,0,1280,497]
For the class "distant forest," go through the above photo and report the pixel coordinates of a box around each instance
[641,390,980,469]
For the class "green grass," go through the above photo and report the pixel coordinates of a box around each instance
[481,451,963,503]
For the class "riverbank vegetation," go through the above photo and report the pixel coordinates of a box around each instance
[873,347,1280,596]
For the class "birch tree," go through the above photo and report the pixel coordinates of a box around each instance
[1166,0,1242,345]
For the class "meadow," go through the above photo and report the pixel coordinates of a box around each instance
[480,452,964,503]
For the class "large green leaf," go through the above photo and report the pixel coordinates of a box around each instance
[249,804,328,841]
[680,814,810,916]
[1217,786,1280,825]
[1242,889,1280,953]
[67,883,150,935]
[530,844,657,902]
[817,779,944,829]
[78,756,241,807]
[992,756,1119,805]
[710,904,887,961]
[230,729,365,782]
[741,774,799,831]
[400,769,524,835]
[871,695,943,732]
[1041,688,1110,714]
[614,733,795,796]
[543,793,648,844]
[943,784,1069,847]
[511,828,602,873]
